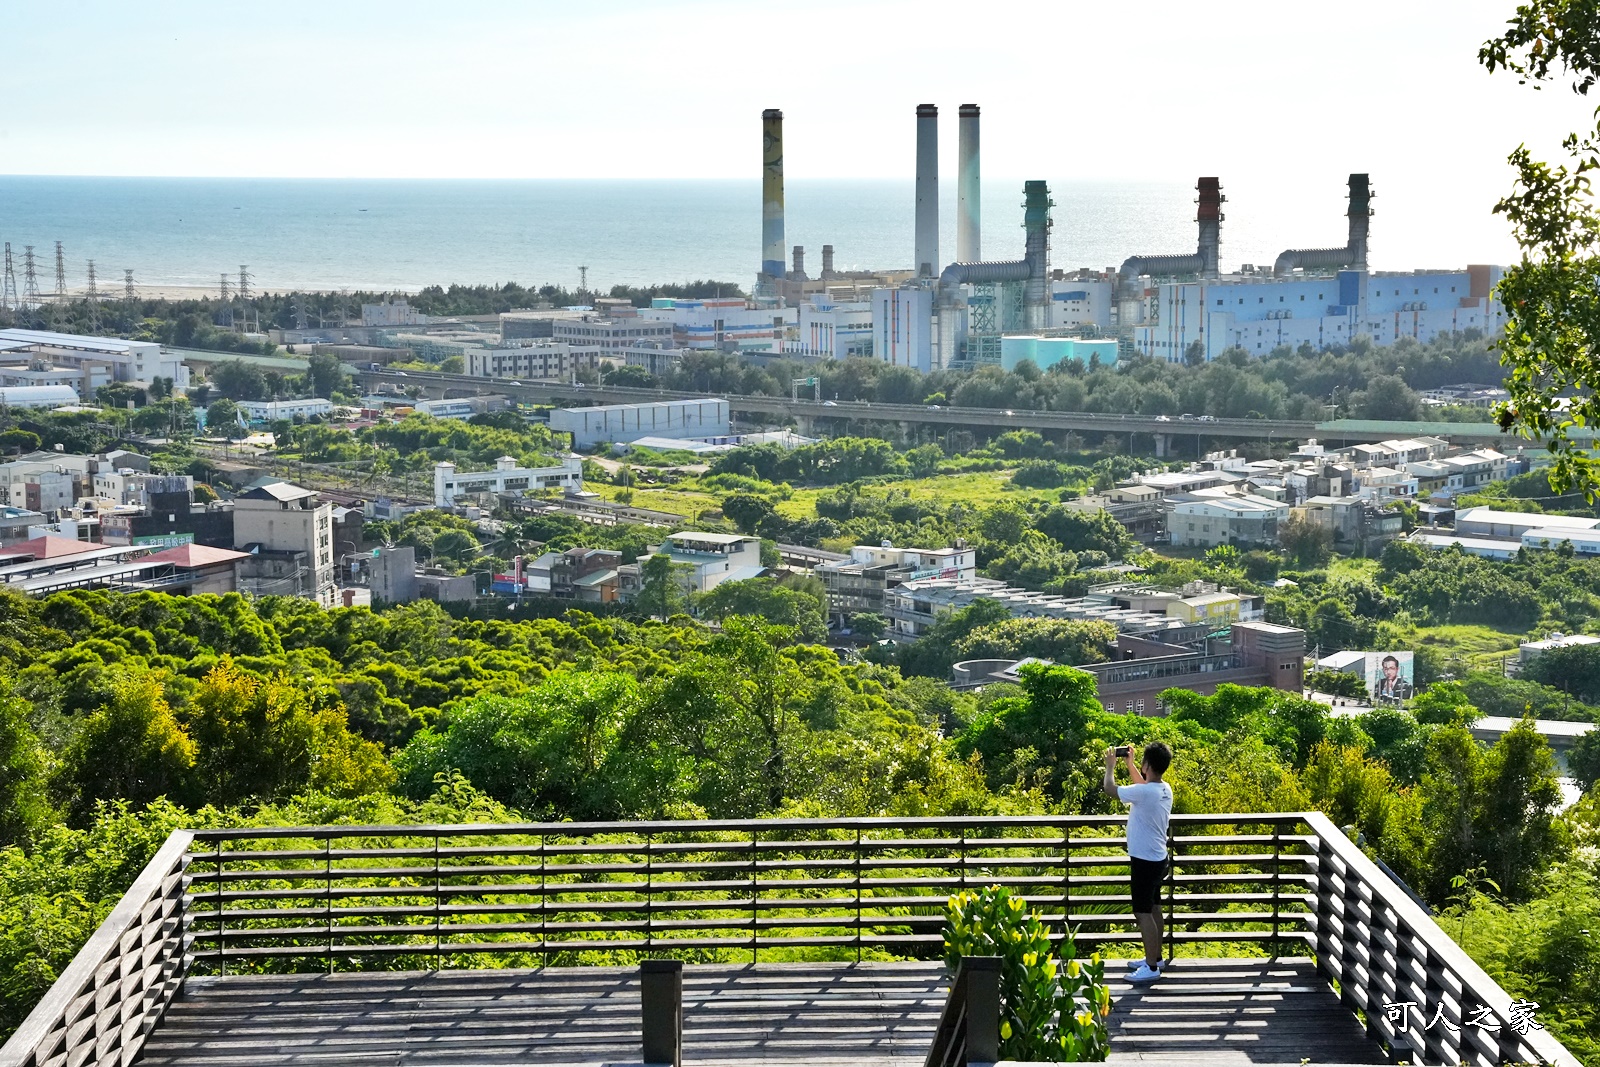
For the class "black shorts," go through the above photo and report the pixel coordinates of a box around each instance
[1130,856,1169,914]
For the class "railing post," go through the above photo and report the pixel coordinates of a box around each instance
[433,831,442,968]
[645,833,654,951]
[215,837,225,978]
[1164,823,1175,961]
[1270,821,1282,960]
[640,958,683,1067]
[854,828,862,964]
[1060,821,1071,946]
[324,832,334,973]
[963,956,1003,1065]
[749,829,759,964]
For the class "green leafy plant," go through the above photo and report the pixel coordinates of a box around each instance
[943,884,1112,1062]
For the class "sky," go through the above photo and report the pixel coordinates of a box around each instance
[3,1,1592,201]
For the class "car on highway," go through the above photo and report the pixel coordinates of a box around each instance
[509,381,523,386]
[1198,414,1218,422]
[1155,415,1172,422]
[394,371,407,376]
[927,404,943,410]
[575,382,586,389]
[1005,410,1014,416]
[1178,412,1195,420]
[823,400,838,406]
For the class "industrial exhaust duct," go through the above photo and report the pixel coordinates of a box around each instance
[915,104,939,277]
[1273,174,1372,276]
[1117,177,1225,287]
[760,109,785,283]
[957,104,981,263]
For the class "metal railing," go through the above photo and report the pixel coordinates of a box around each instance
[0,813,1580,1067]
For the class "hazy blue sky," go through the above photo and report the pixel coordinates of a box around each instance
[4,0,1589,202]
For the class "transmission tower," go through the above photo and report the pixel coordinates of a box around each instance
[238,266,254,332]
[292,293,308,331]
[22,247,40,326]
[51,242,67,330]
[1,244,16,313]
[124,269,137,307]
[219,273,233,328]
[578,265,589,297]
[85,261,99,332]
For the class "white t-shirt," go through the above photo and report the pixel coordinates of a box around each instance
[1117,780,1173,862]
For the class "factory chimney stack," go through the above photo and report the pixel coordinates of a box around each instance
[821,245,835,278]
[1347,173,1371,270]
[761,109,785,283]
[957,105,981,263]
[915,104,939,277]
[792,246,805,278]
[1196,178,1223,278]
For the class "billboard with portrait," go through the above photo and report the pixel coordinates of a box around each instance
[1365,652,1414,704]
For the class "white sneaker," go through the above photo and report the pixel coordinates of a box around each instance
[1125,958,1165,976]
[1126,961,1162,984]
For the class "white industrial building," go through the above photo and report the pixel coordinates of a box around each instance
[551,317,675,358]
[1132,267,1506,362]
[0,385,79,409]
[871,287,935,372]
[433,457,584,507]
[549,398,730,449]
[467,344,591,380]
[0,329,191,392]
[238,398,334,423]
[1454,507,1600,541]
[638,297,791,352]
[1050,277,1115,330]
[793,299,873,360]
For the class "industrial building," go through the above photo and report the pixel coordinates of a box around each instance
[0,329,190,394]
[794,299,873,360]
[638,297,791,352]
[549,398,730,449]
[237,398,334,423]
[0,384,78,409]
[468,343,592,381]
[551,316,675,356]
[433,457,585,507]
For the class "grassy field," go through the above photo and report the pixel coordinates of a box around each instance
[775,470,1062,520]
[1386,622,1526,672]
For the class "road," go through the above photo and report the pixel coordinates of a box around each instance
[357,368,1519,447]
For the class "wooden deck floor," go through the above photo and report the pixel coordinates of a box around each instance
[135,958,1388,1067]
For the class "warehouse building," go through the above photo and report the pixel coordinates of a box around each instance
[549,398,730,449]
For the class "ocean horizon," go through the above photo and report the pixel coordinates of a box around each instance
[0,175,1523,296]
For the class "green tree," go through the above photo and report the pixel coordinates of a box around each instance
[56,672,197,822]
[306,352,346,398]
[696,577,826,643]
[850,612,888,642]
[210,360,268,401]
[0,686,52,848]
[637,553,687,622]
[0,429,41,454]
[205,398,243,438]
[1480,2,1600,495]
[721,492,777,536]
[1279,514,1332,567]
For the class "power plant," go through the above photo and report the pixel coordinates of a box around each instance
[759,108,1501,371]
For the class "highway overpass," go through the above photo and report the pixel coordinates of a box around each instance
[357,368,1533,450]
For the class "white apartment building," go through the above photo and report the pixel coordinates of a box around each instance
[0,329,191,390]
[1169,489,1291,548]
[232,482,337,606]
[630,531,765,596]
[1438,449,1508,490]
[433,457,584,507]
[1131,267,1506,361]
[467,344,587,380]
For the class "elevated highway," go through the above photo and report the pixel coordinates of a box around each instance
[359,369,1530,450]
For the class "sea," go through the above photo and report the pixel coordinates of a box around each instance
[0,175,1525,295]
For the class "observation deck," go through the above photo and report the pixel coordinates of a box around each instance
[0,813,1578,1067]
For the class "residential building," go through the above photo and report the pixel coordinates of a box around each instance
[370,546,418,604]
[433,457,584,507]
[233,482,337,606]
[526,547,624,601]
[1168,489,1289,548]
[1439,449,1508,491]
[549,399,729,449]
[466,343,595,380]
[816,542,977,620]
[884,579,1200,642]
[618,532,765,600]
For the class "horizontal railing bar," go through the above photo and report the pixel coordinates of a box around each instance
[188,812,1311,842]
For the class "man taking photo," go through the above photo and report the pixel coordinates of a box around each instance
[1103,741,1173,984]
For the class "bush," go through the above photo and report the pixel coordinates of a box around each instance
[944,885,1111,1062]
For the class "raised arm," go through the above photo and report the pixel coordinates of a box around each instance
[1126,747,1147,785]
[1101,746,1120,800]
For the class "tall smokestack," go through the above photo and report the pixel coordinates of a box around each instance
[1347,173,1372,270]
[957,104,980,263]
[1196,177,1223,278]
[761,109,785,282]
[915,104,939,277]
[821,245,835,277]
[792,245,805,278]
